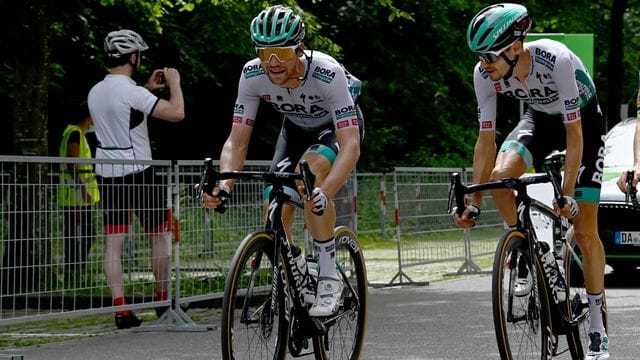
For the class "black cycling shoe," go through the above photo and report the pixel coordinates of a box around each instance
[115,312,142,329]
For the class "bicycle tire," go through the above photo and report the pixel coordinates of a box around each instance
[493,229,553,359]
[221,231,288,360]
[312,226,368,360]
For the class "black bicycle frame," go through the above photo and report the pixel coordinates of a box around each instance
[199,159,325,335]
[448,152,583,329]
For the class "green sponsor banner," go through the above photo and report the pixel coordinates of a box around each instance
[526,33,594,75]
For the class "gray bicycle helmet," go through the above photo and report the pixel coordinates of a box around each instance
[250,5,305,47]
[104,29,149,59]
[467,3,531,53]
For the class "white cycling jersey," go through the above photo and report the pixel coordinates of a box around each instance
[474,39,597,131]
[233,50,361,132]
[88,74,159,177]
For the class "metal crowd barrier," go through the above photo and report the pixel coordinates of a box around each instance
[387,167,503,286]
[0,156,357,329]
[0,155,508,329]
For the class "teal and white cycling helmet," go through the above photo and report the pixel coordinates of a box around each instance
[250,5,305,47]
[466,3,531,54]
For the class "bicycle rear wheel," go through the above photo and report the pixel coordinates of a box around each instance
[312,226,368,360]
[493,230,553,359]
[221,231,288,360]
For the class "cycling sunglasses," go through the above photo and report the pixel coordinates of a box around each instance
[475,43,513,64]
[256,45,299,63]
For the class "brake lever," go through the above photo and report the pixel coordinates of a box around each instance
[198,158,226,213]
[299,160,324,216]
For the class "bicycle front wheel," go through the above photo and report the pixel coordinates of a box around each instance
[312,226,368,360]
[493,230,553,359]
[221,231,288,360]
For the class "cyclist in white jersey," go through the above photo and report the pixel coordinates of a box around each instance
[88,29,185,329]
[456,4,608,359]
[202,5,363,317]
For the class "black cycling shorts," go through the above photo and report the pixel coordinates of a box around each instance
[500,98,605,202]
[98,166,169,234]
[267,104,364,199]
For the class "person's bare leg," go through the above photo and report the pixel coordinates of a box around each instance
[149,232,171,300]
[573,202,607,334]
[490,151,528,227]
[103,233,126,299]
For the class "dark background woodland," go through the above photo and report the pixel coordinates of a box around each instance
[1,0,639,172]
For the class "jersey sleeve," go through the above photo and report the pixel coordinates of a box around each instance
[128,86,159,115]
[553,54,582,124]
[473,63,498,132]
[233,60,262,128]
[321,63,359,132]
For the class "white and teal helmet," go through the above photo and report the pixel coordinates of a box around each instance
[250,5,305,47]
[467,3,531,53]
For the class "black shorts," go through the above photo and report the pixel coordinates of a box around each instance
[500,98,605,202]
[267,105,364,198]
[97,166,169,234]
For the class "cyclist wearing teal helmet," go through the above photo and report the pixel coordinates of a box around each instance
[456,4,609,359]
[250,4,305,47]
[203,5,364,318]
[467,3,531,79]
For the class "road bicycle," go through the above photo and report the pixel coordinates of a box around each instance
[447,151,606,359]
[198,158,367,360]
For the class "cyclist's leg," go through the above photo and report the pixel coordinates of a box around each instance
[572,99,608,357]
[490,149,527,226]
[297,128,345,316]
[492,110,540,226]
[266,119,307,242]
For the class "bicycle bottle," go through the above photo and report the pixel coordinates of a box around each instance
[538,241,567,303]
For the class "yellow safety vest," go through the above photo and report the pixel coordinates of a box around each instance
[59,125,100,206]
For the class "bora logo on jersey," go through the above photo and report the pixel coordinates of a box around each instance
[312,66,336,84]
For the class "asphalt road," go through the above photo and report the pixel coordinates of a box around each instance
[5,274,639,360]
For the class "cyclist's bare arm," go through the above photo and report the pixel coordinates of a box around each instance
[618,119,640,192]
[149,68,185,122]
[472,130,497,207]
[202,124,252,209]
[557,120,582,218]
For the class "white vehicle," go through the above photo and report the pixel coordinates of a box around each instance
[597,117,640,275]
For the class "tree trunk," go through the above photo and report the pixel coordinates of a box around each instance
[1,0,52,295]
[605,0,627,130]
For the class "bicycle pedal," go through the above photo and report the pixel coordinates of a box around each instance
[310,317,327,336]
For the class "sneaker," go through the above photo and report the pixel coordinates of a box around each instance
[513,273,532,297]
[115,312,142,329]
[309,277,343,317]
[585,332,609,360]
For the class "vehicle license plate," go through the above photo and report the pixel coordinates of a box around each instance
[614,231,640,246]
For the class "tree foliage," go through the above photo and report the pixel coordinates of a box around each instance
[1,0,639,172]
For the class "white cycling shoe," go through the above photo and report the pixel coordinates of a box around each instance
[513,273,532,297]
[309,277,343,317]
